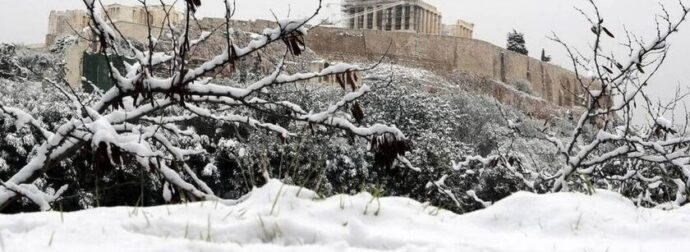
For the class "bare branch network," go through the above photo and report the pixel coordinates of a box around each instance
[0,0,410,210]
[546,0,690,206]
[435,0,690,209]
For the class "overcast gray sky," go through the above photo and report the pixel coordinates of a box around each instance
[1,0,689,123]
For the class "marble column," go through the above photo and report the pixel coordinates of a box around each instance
[353,8,360,29]
[427,11,434,33]
[433,14,438,33]
[421,10,427,33]
[372,7,378,30]
[411,6,417,32]
[428,11,434,34]
[400,5,410,30]
[424,10,431,33]
[362,7,369,29]
[391,7,398,30]
[412,6,416,30]
[434,14,438,33]
[384,8,390,30]
[433,15,437,33]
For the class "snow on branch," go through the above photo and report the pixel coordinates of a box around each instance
[0,0,407,211]
[0,181,68,211]
[0,104,54,140]
[534,0,690,207]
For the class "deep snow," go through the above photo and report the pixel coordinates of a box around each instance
[1,180,690,252]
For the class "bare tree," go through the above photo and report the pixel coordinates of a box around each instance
[434,0,690,210]
[544,0,690,207]
[0,0,410,210]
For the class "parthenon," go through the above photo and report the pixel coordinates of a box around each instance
[342,0,443,34]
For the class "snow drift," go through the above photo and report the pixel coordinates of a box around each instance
[1,180,690,252]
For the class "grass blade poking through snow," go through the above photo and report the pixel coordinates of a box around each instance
[270,184,285,216]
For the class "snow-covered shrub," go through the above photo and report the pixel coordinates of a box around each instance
[183,64,570,213]
[0,44,17,78]
[0,1,408,213]
[0,25,571,215]
[534,1,690,208]
[0,43,63,82]
[0,79,79,211]
[102,61,563,214]
[511,79,533,95]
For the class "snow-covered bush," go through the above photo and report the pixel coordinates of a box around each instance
[0,44,17,78]
[1,49,569,213]
[0,42,64,81]
[0,1,409,212]
[189,64,572,213]
[3,0,688,215]
[511,79,533,95]
[478,1,690,209]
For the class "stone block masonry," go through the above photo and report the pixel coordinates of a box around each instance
[46,2,587,113]
[45,4,183,46]
[305,27,587,109]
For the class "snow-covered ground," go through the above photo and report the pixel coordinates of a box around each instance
[1,180,690,252]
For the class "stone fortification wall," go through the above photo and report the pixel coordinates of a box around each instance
[49,10,586,112]
[304,27,586,108]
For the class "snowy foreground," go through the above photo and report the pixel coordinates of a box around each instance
[2,180,690,252]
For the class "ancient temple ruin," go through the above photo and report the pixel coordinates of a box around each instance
[341,0,443,34]
[41,3,591,112]
[443,19,474,39]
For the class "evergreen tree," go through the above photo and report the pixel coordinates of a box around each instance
[540,49,552,62]
[507,30,529,55]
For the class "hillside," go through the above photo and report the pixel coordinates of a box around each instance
[0,41,580,214]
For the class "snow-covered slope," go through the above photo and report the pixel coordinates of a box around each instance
[1,180,689,252]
